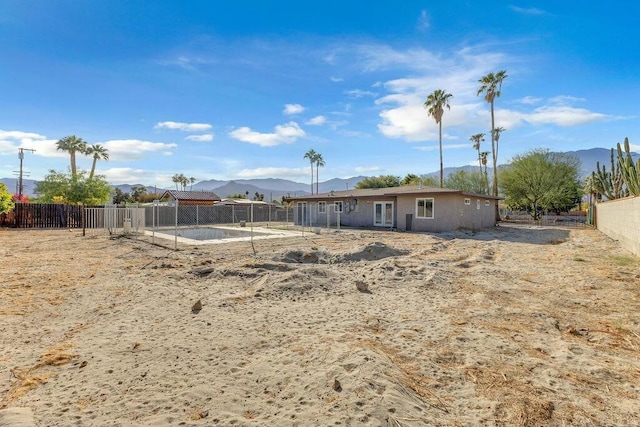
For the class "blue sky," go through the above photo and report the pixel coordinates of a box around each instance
[1,1,638,188]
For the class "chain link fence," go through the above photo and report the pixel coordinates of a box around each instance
[500,208,589,228]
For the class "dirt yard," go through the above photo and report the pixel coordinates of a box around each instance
[1,225,639,426]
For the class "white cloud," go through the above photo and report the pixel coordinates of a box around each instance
[548,95,586,106]
[229,122,306,147]
[517,96,543,105]
[0,140,16,155]
[344,89,377,98]
[155,121,212,132]
[306,116,327,126]
[283,104,305,115]
[186,134,214,142]
[526,106,608,127]
[102,139,178,160]
[510,6,546,15]
[235,167,307,179]
[330,76,344,82]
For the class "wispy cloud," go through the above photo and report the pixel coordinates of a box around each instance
[102,139,178,160]
[306,116,327,126]
[283,104,305,115]
[517,96,543,105]
[417,10,430,31]
[355,166,381,173]
[155,121,212,132]
[344,89,377,98]
[510,6,546,15]
[186,134,214,142]
[229,122,306,147]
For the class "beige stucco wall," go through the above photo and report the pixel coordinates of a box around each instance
[596,197,640,257]
[396,194,497,232]
[295,194,497,232]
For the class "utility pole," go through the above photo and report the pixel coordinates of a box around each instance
[17,148,36,198]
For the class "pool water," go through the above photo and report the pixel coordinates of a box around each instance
[175,227,271,241]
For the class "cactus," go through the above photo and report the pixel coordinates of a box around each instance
[617,137,640,196]
[592,148,627,199]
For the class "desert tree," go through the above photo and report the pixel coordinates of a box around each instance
[470,133,485,173]
[424,89,453,188]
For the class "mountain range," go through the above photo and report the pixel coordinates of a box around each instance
[2,148,638,200]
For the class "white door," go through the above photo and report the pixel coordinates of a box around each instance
[374,201,394,227]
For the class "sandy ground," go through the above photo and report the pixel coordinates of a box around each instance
[1,224,639,426]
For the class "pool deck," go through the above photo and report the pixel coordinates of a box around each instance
[144,225,302,245]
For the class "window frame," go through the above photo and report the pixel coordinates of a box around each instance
[334,201,343,213]
[318,201,326,213]
[415,197,435,219]
[464,198,471,205]
[485,200,490,207]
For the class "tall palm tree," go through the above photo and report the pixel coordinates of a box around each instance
[314,153,325,195]
[480,151,490,194]
[189,177,196,191]
[424,89,453,187]
[56,135,88,180]
[86,144,109,180]
[477,70,507,200]
[303,149,317,194]
[492,126,506,162]
[470,133,485,171]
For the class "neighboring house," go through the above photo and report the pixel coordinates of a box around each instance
[284,185,502,232]
[217,198,275,206]
[160,190,221,206]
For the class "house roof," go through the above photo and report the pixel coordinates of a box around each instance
[283,185,502,201]
[161,190,221,201]
[218,198,274,205]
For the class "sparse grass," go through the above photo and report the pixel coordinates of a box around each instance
[609,255,638,267]
[573,257,586,262]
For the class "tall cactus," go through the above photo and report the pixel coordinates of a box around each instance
[592,148,626,199]
[617,137,640,196]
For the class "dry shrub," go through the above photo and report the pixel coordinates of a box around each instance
[0,342,78,409]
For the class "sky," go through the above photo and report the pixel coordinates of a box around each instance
[1,1,639,189]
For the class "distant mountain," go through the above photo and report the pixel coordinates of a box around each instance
[563,147,639,180]
[0,178,37,196]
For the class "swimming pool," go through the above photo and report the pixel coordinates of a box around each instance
[146,226,300,245]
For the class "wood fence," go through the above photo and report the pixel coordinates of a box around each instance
[8,203,88,228]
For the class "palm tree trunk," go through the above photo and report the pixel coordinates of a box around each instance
[310,163,314,195]
[490,101,500,221]
[89,159,97,180]
[439,121,443,188]
[315,164,319,194]
[70,151,77,180]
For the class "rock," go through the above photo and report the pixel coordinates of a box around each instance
[355,281,369,292]
[333,378,342,392]
[191,300,202,314]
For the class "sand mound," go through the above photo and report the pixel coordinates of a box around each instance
[337,241,408,262]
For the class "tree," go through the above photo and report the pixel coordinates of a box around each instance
[189,177,196,191]
[130,185,148,202]
[470,133,485,171]
[591,147,626,200]
[112,188,133,205]
[499,149,581,220]
[315,153,325,194]
[86,144,109,180]
[253,192,265,201]
[303,149,317,194]
[56,135,88,180]
[35,170,111,205]
[479,151,490,193]
[227,193,248,199]
[0,183,14,215]
[444,170,485,194]
[401,173,439,187]
[171,173,189,190]
[424,89,453,188]
[355,175,401,189]
[477,71,507,203]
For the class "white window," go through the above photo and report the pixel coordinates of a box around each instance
[416,198,434,219]
[477,200,481,210]
[464,198,471,205]
[334,201,343,213]
[318,201,326,213]
[485,200,490,207]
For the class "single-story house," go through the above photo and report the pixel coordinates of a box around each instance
[217,198,275,206]
[284,185,502,232]
[160,190,221,206]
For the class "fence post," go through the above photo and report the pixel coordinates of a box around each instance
[174,199,179,250]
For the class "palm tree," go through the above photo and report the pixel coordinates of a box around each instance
[314,153,325,194]
[470,133,485,171]
[56,135,88,180]
[303,149,317,194]
[477,70,507,200]
[424,89,453,187]
[480,151,490,194]
[86,144,109,180]
[189,177,196,191]
[492,126,506,162]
